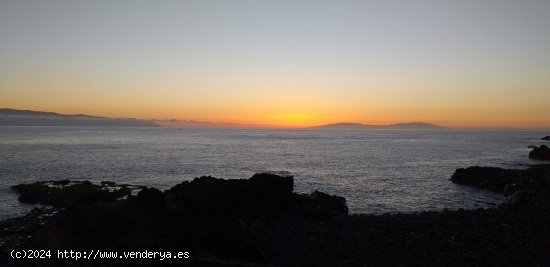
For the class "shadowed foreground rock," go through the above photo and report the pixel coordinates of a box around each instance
[11,180,140,208]
[529,145,550,160]
[2,170,550,266]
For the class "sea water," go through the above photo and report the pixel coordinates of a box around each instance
[1,126,548,219]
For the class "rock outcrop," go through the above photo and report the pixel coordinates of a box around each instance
[542,136,550,140]
[451,166,520,193]
[451,165,550,205]
[12,180,141,208]
[4,174,349,266]
[2,170,550,266]
[529,145,550,160]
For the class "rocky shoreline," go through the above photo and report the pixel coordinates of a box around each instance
[1,137,550,266]
[1,168,549,266]
[529,145,550,161]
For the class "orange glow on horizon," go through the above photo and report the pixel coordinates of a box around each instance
[2,101,550,129]
[2,1,550,130]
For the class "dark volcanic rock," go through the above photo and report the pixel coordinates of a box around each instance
[164,173,296,217]
[451,165,550,205]
[542,136,550,140]
[294,190,348,217]
[529,145,550,160]
[3,174,349,266]
[0,208,59,254]
[4,170,550,267]
[11,180,134,208]
[451,166,521,192]
[162,173,347,219]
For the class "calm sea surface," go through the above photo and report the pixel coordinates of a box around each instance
[1,126,548,219]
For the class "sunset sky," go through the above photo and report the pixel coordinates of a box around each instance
[1,1,549,128]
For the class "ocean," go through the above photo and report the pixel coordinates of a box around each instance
[0,126,548,220]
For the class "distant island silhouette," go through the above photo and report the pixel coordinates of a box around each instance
[312,122,447,129]
[1,108,448,129]
[0,108,159,127]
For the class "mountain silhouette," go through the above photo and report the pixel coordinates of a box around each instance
[0,108,159,127]
[312,122,446,129]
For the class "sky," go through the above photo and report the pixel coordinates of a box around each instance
[1,0,549,128]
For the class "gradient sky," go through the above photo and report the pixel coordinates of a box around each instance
[1,0,549,128]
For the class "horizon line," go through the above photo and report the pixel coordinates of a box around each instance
[2,107,550,130]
